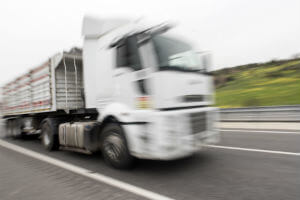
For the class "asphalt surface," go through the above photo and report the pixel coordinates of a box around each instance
[0,146,142,200]
[1,129,300,200]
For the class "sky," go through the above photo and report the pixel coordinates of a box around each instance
[0,0,300,85]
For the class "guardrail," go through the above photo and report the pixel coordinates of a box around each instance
[220,105,300,122]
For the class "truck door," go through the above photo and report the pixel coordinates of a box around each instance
[113,35,153,109]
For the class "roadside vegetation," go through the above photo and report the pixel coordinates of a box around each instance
[213,58,300,108]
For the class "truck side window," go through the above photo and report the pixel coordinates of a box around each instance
[116,36,142,71]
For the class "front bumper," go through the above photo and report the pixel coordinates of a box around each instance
[122,107,220,160]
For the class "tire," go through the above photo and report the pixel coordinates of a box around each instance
[12,118,22,139]
[6,120,13,138]
[101,123,134,169]
[41,118,60,151]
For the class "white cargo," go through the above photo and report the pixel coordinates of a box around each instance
[2,51,84,116]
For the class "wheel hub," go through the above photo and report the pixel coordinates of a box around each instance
[103,133,125,162]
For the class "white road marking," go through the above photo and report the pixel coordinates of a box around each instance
[220,129,300,134]
[203,144,300,156]
[0,139,174,200]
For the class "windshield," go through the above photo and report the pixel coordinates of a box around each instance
[152,35,206,72]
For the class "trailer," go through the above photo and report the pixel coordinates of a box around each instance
[2,49,84,116]
[1,16,220,169]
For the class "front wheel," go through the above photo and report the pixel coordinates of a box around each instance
[101,123,134,169]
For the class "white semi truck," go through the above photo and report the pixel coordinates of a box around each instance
[1,16,219,168]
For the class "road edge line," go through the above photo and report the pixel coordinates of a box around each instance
[0,139,174,200]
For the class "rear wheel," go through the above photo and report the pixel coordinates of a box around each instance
[5,119,22,139]
[41,118,60,151]
[12,118,22,138]
[6,120,13,138]
[101,123,134,169]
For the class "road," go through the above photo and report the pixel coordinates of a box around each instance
[0,129,299,200]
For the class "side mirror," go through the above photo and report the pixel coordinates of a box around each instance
[202,53,212,72]
[197,51,212,73]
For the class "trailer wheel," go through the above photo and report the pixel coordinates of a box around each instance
[6,120,13,138]
[41,119,60,151]
[101,123,134,169]
[12,119,22,138]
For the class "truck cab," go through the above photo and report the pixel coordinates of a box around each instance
[82,17,219,163]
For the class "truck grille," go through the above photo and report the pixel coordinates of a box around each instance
[190,112,206,134]
[182,95,204,102]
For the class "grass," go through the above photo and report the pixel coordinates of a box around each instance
[213,58,300,108]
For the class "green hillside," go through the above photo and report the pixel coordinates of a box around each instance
[213,58,300,108]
